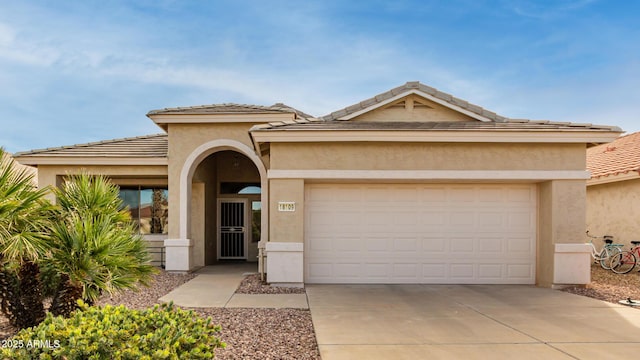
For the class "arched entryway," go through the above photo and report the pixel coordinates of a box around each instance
[178,139,268,268]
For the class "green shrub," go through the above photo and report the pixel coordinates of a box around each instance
[1,301,225,359]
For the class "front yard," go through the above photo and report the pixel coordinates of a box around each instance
[1,265,638,359]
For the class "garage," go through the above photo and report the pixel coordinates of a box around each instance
[304,183,537,284]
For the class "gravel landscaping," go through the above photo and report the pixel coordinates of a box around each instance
[1,264,638,359]
[0,270,320,359]
[560,264,640,304]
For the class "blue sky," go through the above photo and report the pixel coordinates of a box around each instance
[1,0,638,153]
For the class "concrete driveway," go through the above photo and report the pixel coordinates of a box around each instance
[307,284,640,359]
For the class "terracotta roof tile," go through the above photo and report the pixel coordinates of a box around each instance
[587,132,640,179]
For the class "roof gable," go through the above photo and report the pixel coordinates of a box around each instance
[320,81,508,123]
[348,94,478,123]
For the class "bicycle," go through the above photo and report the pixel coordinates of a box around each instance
[610,241,640,274]
[586,231,623,270]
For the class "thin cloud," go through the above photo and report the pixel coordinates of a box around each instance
[506,0,598,19]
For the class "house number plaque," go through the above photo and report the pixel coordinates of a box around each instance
[278,202,296,212]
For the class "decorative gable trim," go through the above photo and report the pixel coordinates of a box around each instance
[337,89,494,122]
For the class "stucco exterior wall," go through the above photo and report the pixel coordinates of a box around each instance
[269,179,304,243]
[587,179,640,247]
[537,180,587,287]
[35,164,167,202]
[167,123,261,240]
[270,143,586,171]
[190,182,205,268]
[269,141,588,287]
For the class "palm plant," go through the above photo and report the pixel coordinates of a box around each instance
[0,148,51,328]
[47,172,156,317]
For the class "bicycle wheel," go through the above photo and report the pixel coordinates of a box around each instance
[601,247,622,270]
[610,251,636,274]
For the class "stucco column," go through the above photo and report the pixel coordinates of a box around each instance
[266,178,305,287]
[538,180,589,287]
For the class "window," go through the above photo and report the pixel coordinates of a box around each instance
[251,201,261,242]
[119,186,168,235]
[220,182,261,194]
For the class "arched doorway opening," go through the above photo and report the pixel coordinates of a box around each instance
[178,140,268,268]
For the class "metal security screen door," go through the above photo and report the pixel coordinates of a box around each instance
[218,199,248,260]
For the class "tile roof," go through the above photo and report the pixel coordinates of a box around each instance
[147,103,313,119]
[319,81,509,122]
[587,131,640,179]
[252,81,621,133]
[13,134,168,158]
[254,120,619,132]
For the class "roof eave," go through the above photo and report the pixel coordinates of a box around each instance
[13,156,169,167]
[147,112,298,127]
[250,128,623,144]
[587,171,640,186]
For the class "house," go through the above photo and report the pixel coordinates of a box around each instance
[14,81,622,287]
[2,151,37,185]
[586,131,640,247]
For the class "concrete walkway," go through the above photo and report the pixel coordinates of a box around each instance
[307,284,640,360]
[159,263,308,309]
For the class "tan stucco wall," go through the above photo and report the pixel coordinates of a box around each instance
[6,153,37,184]
[269,179,304,243]
[167,123,261,240]
[191,182,205,268]
[587,179,640,247]
[270,143,586,171]
[537,180,587,287]
[270,141,587,286]
[35,164,168,202]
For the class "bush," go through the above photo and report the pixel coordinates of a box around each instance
[1,301,225,359]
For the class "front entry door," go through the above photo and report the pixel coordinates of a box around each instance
[217,199,248,260]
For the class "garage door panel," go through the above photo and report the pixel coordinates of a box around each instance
[507,264,534,279]
[450,264,474,279]
[420,211,446,225]
[449,237,474,252]
[507,236,534,254]
[508,212,535,229]
[448,188,475,202]
[366,237,390,252]
[305,183,536,284]
[393,237,420,252]
[477,237,504,253]
[422,264,447,280]
[422,237,446,253]
[365,263,390,278]
[477,212,504,227]
[478,264,503,279]
[508,187,534,202]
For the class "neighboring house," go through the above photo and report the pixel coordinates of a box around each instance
[2,151,37,185]
[586,131,640,247]
[14,82,622,287]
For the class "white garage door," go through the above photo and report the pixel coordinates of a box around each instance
[305,183,536,284]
